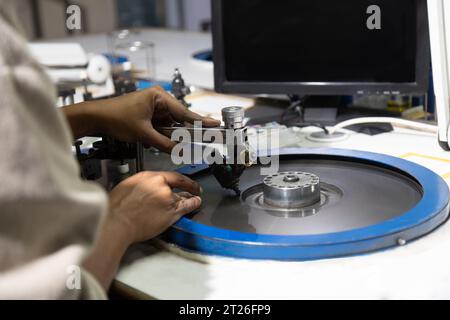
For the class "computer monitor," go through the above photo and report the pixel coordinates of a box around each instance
[212,0,430,96]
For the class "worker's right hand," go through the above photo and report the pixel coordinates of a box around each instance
[90,86,220,153]
[62,86,220,150]
[106,171,202,245]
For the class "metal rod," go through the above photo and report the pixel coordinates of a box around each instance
[136,142,144,172]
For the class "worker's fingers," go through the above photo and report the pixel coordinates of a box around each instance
[176,191,197,199]
[179,108,221,127]
[197,115,222,127]
[171,195,202,219]
[153,171,202,196]
[141,126,177,153]
[156,88,221,127]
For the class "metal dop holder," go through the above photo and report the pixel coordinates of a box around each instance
[263,171,321,208]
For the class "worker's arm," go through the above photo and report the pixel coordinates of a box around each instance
[61,86,220,153]
[82,171,202,291]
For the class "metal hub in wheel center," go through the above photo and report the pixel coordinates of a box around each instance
[263,171,321,208]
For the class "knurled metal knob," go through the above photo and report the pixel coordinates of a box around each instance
[222,106,245,129]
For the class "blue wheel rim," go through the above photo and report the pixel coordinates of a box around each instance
[163,148,450,260]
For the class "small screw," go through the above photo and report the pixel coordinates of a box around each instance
[397,238,406,246]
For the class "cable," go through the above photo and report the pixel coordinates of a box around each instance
[329,117,438,135]
[280,95,306,124]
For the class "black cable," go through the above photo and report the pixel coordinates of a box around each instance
[278,95,330,134]
[280,95,306,124]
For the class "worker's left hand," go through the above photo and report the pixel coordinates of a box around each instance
[64,86,220,153]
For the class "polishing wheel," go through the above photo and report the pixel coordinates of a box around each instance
[161,148,450,260]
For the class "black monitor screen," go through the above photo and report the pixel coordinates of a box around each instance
[212,0,429,95]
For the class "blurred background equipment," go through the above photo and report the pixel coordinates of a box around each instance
[16,0,211,40]
[29,42,115,102]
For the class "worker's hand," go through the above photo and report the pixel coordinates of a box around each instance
[106,171,202,244]
[90,86,220,153]
[83,170,201,290]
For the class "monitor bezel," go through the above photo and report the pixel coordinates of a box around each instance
[212,0,430,95]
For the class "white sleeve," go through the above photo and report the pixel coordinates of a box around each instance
[0,0,107,299]
[0,246,106,300]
